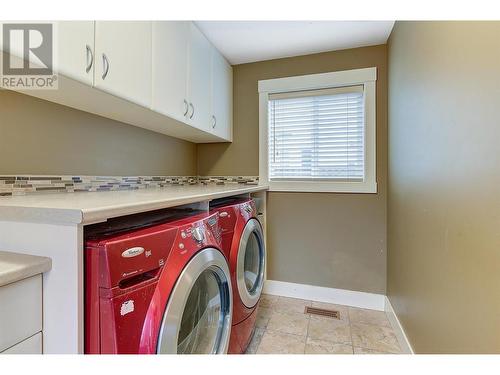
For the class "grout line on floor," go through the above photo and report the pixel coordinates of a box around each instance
[348,307,356,354]
[265,327,307,338]
[303,299,313,354]
[253,328,262,354]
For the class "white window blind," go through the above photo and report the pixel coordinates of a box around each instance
[268,85,365,181]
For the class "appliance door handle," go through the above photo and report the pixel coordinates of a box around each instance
[189,103,194,119]
[102,53,110,80]
[85,44,94,73]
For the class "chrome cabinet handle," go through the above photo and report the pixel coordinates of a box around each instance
[183,99,189,116]
[85,45,94,73]
[102,53,109,80]
[189,103,194,119]
[212,115,217,129]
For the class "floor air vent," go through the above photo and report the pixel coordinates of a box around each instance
[304,306,341,320]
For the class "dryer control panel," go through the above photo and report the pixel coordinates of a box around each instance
[239,200,257,221]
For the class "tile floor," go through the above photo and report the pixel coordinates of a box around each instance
[245,294,403,354]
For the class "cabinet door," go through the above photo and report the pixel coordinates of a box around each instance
[0,21,26,62]
[94,21,152,108]
[152,21,189,122]
[187,23,212,131]
[56,21,95,86]
[0,275,42,352]
[0,21,95,86]
[211,48,233,141]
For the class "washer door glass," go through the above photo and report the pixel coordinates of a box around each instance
[156,248,232,354]
[244,231,262,293]
[177,269,223,354]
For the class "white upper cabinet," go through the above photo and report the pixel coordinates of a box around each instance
[0,21,95,85]
[210,48,233,141]
[94,21,152,108]
[152,21,232,141]
[1,21,233,143]
[152,21,189,122]
[186,23,212,132]
[56,21,95,86]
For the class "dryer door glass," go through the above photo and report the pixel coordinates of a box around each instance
[237,219,265,308]
[244,232,261,293]
[177,269,222,354]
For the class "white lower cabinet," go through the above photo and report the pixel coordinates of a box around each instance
[0,275,43,353]
[2,333,42,354]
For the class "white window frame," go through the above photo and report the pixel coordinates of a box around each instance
[258,67,377,193]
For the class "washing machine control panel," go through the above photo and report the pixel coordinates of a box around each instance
[191,226,205,243]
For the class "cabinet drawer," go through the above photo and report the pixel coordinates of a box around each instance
[0,275,42,352]
[1,332,42,354]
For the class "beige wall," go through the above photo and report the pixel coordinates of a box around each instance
[199,45,388,294]
[0,90,197,176]
[388,21,500,353]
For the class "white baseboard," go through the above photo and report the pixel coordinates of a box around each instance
[384,296,414,354]
[263,280,386,311]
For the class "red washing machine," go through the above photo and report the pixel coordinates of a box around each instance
[211,198,266,354]
[84,211,233,354]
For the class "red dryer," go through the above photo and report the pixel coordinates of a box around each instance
[211,198,266,354]
[84,211,233,354]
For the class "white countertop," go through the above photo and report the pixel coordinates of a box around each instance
[0,184,268,225]
[0,251,52,287]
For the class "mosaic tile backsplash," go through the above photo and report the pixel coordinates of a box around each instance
[0,176,260,197]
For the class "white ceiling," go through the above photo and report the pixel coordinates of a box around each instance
[195,21,395,65]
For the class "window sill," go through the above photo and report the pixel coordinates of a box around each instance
[267,181,377,194]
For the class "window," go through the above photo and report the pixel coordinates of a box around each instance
[258,68,377,193]
[269,86,364,181]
